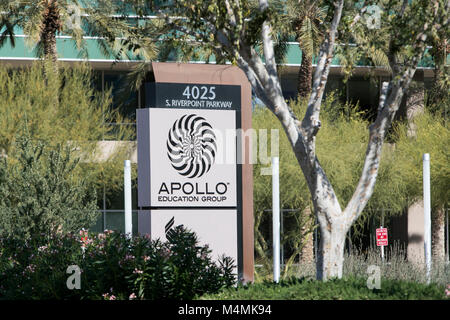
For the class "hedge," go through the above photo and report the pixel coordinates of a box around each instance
[200,276,449,300]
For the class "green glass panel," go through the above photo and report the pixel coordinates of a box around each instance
[1,26,446,68]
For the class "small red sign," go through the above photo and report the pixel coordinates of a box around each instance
[376,227,388,246]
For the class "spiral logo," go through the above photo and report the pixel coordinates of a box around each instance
[167,114,217,178]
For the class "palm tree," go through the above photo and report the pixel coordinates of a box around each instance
[286,0,327,98]
[428,35,449,109]
[0,0,156,69]
[268,0,327,265]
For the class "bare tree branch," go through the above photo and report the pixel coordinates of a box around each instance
[301,0,344,142]
[235,50,272,107]
[258,0,279,90]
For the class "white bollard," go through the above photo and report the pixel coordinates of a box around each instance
[272,157,280,283]
[124,160,132,238]
[423,153,431,283]
[380,225,385,263]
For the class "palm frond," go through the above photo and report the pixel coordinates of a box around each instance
[0,18,17,48]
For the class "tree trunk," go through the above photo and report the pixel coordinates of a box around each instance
[300,206,315,264]
[297,52,313,98]
[41,1,60,65]
[405,78,425,137]
[430,38,448,106]
[316,219,347,280]
[432,207,445,262]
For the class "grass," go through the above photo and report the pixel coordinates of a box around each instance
[199,276,449,300]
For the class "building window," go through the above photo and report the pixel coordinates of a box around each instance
[92,180,139,235]
[96,70,141,140]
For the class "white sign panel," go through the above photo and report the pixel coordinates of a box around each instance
[149,108,237,207]
[150,210,238,264]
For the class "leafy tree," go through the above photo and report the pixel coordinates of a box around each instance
[336,2,391,81]
[127,0,447,280]
[338,1,449,116]
[253,95,412,273]
[0,133,98,241]
[340,1,449,258]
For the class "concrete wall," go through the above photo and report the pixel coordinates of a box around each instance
[407,201,425,264]
[95,141,137,163]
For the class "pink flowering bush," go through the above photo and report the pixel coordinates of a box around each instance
[0,226,235,300]
[80,226,235,300]
[0,233,84,299]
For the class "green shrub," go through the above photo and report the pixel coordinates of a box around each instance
[392,111,449,209]
[0,227,235,300]
[200,276,449,300]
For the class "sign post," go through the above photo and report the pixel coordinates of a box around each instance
[272,157,280,283]
[137,62,254,283]
[376,227,388,262]
[124,160,132,238]
[423,153,431,283]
